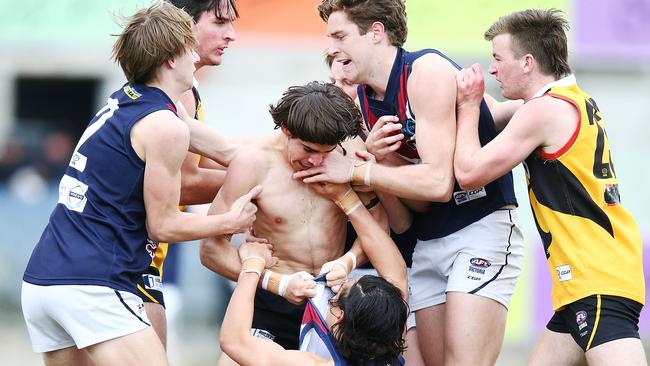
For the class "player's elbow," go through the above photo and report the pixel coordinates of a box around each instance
[147,226,175,244]
[390,217,412,235]
[422,179,454,202]
[456,170,484,191]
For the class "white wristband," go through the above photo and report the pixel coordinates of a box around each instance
[262,270,273,291]
[278,274,292,298]
[345,251,357,271]
[279,271,314,298]
[241,268,262,277]
[364,161,373,187]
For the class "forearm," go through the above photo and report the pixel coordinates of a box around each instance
[199,236,242,281]
[375,191,413,234]
[454,105,483,190]
[347,204,407,297]
[149,211,235,244]
[179,168,226,206]
[220,271,259,362]
[369,163,454,202]
[185,118,237,166]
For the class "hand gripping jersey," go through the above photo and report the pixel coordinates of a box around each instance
[524,78,645,310]
[23,83,177,294]
[358,48,517,240]
[299,276,405,366]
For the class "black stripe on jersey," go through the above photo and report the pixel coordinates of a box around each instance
[114,290,151,326]
[469,210,514,294]
[525,155,614,238]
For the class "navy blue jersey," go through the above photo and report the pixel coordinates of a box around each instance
[23,83,176,294]
[358,48,517,240]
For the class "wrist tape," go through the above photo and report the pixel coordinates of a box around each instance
[240,256,266,277]
[262,270,313,297]
[335,189,362,215]
[349,160,373,187]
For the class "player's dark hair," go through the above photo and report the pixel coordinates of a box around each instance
[485,8,571,78]
[168,0,239,22]
[269,81,361,146]
[318,0,407,47]
[330,275,408,366]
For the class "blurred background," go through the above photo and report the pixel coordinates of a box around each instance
[0,0,648,365]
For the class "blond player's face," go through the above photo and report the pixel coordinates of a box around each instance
[488,33,527,100]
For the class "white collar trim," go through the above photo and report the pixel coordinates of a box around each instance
[532,74,576,98]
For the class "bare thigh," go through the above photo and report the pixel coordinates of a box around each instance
[218,352,240,366]
[527,329,586,366]
[444,292,507,366]
[404,327,425,366]
[145,302,167,348]
[42,346,94,366]
[586,338,647,366]
[415,304,445,366]
[85,327,168,366]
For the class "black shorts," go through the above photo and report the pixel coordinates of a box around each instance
[135,265,165,307]
[546,294,642,351]
[251,289,306,350]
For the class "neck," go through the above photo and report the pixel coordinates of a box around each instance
[523,73,562,101]
[146,78,184,104]
[364,46,398,98]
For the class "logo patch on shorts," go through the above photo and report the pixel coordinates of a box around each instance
[556,264,572,282]
[143,274,163,291]
[470,258,491,268]
[576,310,588,330]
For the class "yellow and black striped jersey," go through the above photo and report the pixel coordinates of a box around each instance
[524,79,645,310]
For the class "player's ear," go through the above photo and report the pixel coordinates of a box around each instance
[369,21,385,43]
[280,124,292,138]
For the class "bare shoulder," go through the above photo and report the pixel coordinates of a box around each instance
[408,53,457,107]
[410,52,458,81]
[136,109,189,139]
[227,145,274,182]
[520,95,578,125]
[131,109,189,160]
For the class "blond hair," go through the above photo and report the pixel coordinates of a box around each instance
[485,9,571,78]
[112,1,197,84]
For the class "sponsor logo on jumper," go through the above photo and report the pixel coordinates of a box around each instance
[123,85,142,100]
[604,184,620,206]
[252,329,275,340]
[69,152,87,172]
[145,238,158,258]
[58,175,89,212]
[556,264,572,282]
[453,187,487,205]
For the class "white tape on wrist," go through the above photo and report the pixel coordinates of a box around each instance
[262,270,273,290]
[241,268,262,277]
[279,271,314,298]
[345,251,357,271]
[364,162,373,187]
